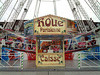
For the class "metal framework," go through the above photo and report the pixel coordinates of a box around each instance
[33,0,41,18]
[79,52,100,68]
[67,0,100,35]
[33,0,57,18]
[74,0,96,29]
[67,0,87,33]
[14,0,33,32]
[4,0,27,30]
[0,53,21,67]
[1,0,99,33]
[85,0,100,20]
[53,0,57,15]
[0,0,12,20]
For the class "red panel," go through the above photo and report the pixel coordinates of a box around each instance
[27,53,36,60]
[65,53,74,60]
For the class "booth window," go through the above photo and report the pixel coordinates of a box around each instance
[38,39,63,53]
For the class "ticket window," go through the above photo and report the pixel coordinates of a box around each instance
[38,39,63,53]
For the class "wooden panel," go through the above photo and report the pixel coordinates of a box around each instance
[36,36,65,67]
[36,53,65,67]
[34,15,67,35]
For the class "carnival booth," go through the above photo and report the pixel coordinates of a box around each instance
[24,15,77,67]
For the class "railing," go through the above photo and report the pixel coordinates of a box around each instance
[0,53,21,67]
[78,52,100,69]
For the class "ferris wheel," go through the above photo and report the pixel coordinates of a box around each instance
[0,0,99,33]
[0,0,100,50]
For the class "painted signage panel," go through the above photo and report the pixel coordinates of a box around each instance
[37,53,65,66]
[2,47,20,61]
[34,15,67,35]
[24,19,33,36]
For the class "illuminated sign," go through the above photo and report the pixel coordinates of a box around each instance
[37,53,65,66]
[34,15,67,35]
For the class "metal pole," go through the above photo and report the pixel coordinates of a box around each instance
[53,0,57,15]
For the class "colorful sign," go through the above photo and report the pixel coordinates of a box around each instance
[24,19,33,36]
[34,15,67,35]
[37,53,65,66]
[2,47,20,61]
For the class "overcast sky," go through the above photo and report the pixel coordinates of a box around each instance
[0,0,100,22]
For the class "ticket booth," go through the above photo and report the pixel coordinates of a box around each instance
[24,14,77,67]
[34,15,67,67]
[35,35,65,67]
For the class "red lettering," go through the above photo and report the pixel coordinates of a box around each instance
[45,18,51,27]
[49,57,53,61]
[58,21,63,26]
[40,55,44,61]
[37,18,63,27]
[40,55,61,62]
[52,19,57,26]
[54,57,57,62]
[57,57,60,62]
[38,18,44,27]
[45,57,48,61]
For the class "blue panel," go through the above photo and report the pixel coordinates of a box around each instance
[24,19,34,36]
